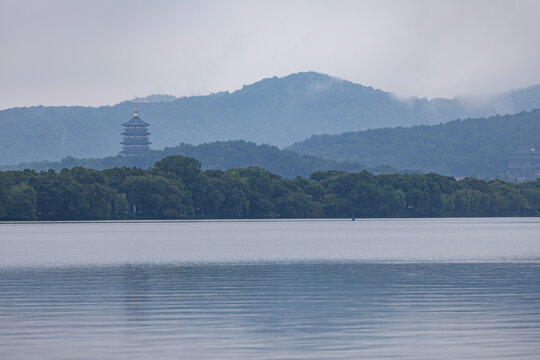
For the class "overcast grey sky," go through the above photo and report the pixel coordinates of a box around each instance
[1,0,539,109]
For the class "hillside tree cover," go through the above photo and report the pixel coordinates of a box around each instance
[1,140,397,179]
[1,155,539,221]
[289,109,540,179]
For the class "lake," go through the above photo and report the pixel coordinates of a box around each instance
[1,218,539,359]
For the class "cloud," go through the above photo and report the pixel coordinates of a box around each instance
[1,0,539,109]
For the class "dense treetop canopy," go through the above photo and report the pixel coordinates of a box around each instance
[1,155,539,221]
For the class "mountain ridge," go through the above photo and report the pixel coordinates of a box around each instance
[1,71,540,165]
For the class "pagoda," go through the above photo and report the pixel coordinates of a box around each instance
[120,101,151,156]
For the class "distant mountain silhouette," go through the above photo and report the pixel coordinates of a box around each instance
[131,94,177,103]
[289,109,540,179]
[1,72,540,164]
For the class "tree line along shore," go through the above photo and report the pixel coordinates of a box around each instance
[1,155,539,221]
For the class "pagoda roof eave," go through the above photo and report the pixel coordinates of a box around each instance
[122,115,150,127]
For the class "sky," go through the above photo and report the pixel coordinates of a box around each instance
[1,0,540,109]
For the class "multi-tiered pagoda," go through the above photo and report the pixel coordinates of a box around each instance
[120,102,151,156]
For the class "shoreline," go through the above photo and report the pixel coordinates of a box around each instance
[1,216,539,225]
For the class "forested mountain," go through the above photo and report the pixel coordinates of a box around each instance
[289,109,540,178]
[2,155,540,221]
[1,140,397,179]
[2,72,540,165]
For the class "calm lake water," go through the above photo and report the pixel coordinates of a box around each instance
[1,218,539,359]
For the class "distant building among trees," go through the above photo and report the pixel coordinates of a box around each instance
[120,102,151,156]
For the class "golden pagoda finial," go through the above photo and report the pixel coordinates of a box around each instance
[134,98,138,116]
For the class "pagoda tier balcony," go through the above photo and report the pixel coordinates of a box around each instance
[121,137,151,141]
[122,137,150,142]
[121,144,151,148]
[120,152,150,156]
[122,131,151,136]
[123,125,150,129]
[122,134,151,139]
[122,145,150,150]
[122,135,151,140]
[122,138,150,143]
[122,137,151,141]
[121,140,152,145]
[123,142,150,146]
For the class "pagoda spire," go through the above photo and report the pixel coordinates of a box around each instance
[134,98,139,116]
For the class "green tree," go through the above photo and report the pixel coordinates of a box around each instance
[123,175,193,218]
[5,183,37,220]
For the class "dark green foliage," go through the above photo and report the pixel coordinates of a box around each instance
[0,173,7,218]
[1,155,540,221]
[2,140,397,179]
[5,183,37,220]
[2,72,540,165]
[289,109,540,178]
[122,175,192,218]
